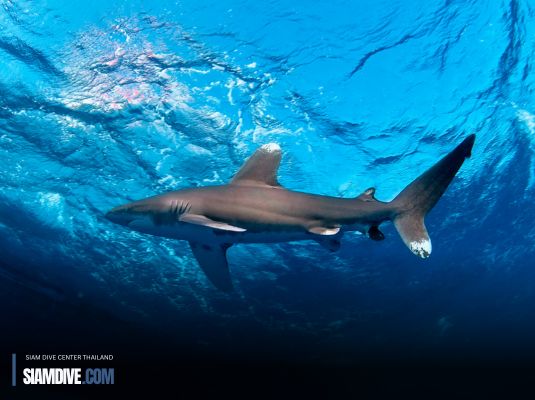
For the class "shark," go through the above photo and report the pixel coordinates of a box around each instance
[106,135,475,291]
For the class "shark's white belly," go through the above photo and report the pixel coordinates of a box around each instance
[128,218,369,244]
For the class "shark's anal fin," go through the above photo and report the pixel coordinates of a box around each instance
[368,225,385,241]
[315,237,341,252]
[231,143,282,187]
[180,214,246,232]
[189,242,233,292]
[308,226,340,235]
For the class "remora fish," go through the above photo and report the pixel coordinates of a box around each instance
[106,135,475,291]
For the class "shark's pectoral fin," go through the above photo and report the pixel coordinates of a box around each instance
[308,226,341,235]
[314,237,341,252]
[180,214,246,232]
[189,242,233,292]
[230,143,282,187]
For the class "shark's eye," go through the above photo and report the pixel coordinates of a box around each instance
[130,204,151,213]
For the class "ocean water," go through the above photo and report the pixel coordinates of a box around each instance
[1,0,535,365]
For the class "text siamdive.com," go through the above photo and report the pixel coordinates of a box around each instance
[23,368,114,384]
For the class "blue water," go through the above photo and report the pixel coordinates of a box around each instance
[1,0,535,363]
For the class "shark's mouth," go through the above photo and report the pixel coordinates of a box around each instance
[124,218,137,227]
[126,217,142,227]
[127,217,154,231]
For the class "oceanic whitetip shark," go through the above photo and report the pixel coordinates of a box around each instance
[106,135,475,291]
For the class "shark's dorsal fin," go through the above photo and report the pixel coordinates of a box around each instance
[357,187,377,202]
[231,143,282,187]
[189,242,233,292]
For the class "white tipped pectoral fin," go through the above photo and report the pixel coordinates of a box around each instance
[189,242,233,292]
[180,214,246,232]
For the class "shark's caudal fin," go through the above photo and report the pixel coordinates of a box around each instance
[391,134,475,259]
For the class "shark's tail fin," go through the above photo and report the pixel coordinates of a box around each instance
[390,134,475,258]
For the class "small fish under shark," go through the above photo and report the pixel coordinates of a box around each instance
[106,135,475,291]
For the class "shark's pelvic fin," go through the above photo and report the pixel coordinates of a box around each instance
[189,242,233,292]
[391,134,475,259]
[231,143,282,186]
[308,226,341,235]
[180,214,246,232]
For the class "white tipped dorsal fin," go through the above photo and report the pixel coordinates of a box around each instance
[231,143,282,187]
